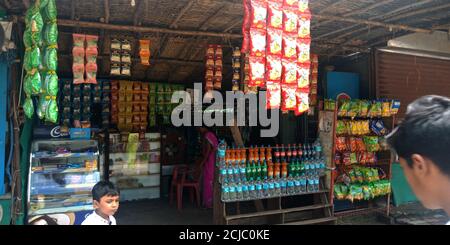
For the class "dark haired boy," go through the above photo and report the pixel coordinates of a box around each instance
[387,95,450,225]
[82,181,120,225]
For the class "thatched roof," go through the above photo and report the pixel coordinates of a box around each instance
[4,0,450,83]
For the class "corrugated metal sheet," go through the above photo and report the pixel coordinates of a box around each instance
[376,50,450,123]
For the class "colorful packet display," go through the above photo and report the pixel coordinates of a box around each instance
[250,0,268,29]
[266,81,281,109]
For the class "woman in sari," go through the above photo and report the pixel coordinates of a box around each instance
[197,127,218,209]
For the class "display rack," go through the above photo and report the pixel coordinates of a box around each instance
[330,103,395,217]
[27,140,100,217]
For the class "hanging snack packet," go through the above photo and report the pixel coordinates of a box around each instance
[298,0,309,12]
[242,0,251,53]
[382,99,391,117]
[111,39,121,51]
[139,39,151,66]
[359,100,370,117]
[283,8,298,33]
[370,120,388,136]
[249,56,266,87]
[121,64,131,76]
[266,28,282,56]
[295,88,309,115]
[24,97,35,119]
[347,100,360,118]
[250,28,266,57]
[250,0,268,29]
[298,10,311,38]
[336,121,346,135]
[281,84,297,111]
[267,1,283,29]
[121,39,132,52]
[86,46,99,64]
[24,47,41,73]
[42,0,57,21]
[283,33,297,59]
[24,71,42,95]
[111,63,121,76]
[45,98,59,124]
[282,59,297,84]
[73,64,85,84]
[266,81,281,109]
[43,72,58,97]
[86,62,98,84]
[25,5,43,34]
[43,47,58,71]
[390,99,401,115]
[297,38,311,63]
[43,22,58,46]
[297,62,310,88]
[284,0,298,7]
[266,55,282,81]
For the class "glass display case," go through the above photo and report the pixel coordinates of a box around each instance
[102,132,161,201]
[27,140,100,216]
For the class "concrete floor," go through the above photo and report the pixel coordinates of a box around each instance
[115,198,448,225]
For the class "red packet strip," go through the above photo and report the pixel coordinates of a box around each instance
[267,28,283,56]
[250,28,267,57]
[281,84,297,111]
[298,10,311,39]
[297,38,311,63]
[295,87,310,116]
[267,1,283,29]
[266,55,282,81]
[297,62,310,88]
[283,8,298,34]
[298,0,309,12]
[250,0,268,29]
[282,58,297,84]
[266,81,281,110]
[249,56,266,87]
[283,33,297,59]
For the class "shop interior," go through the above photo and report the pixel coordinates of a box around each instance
[0,0,450,225]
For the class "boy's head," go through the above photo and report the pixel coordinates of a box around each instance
[92,181,120,217]
[387,95,450,210]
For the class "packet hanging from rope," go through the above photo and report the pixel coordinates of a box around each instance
[25,4,43,34]
[24,71,42,96]
[43,46,58,71]
[43,22,58,46]
[43,71,59,97]
[42,0,57,22]
[45,97,59,124]
[36,94,49,120]
[24,47,41,73]
[24,97,35,119]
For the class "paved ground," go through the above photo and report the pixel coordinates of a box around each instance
[116,198,448,225]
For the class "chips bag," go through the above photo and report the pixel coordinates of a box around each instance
[284,0,298,7]
[24,97,35,119]
[283,8,298,33]
[45,98,59,124]
[43,22,58,46]
[24,47,41,73]
[250,0,267,29]
[266,81,281,109]
[282,59,297,84]
[298,10,311,38]
[282,33,297,59]
[298,0,309,12]
[42,0,57,21]
[338,100,350,117]
[24,71,42,96]
[297,38,311,63]
[297,62,310,88]
[295,88,309,116]
[42,71,59,97]
[281,84,297,111]
[382,99,391,117]
[266,55,282,81]
[250,28,266,57]
[249,56,266,87]
[267,1,283,29]
[43,47,58,71]
[25,5,43,34]
[390,100,401,115]
[266,28,282,56]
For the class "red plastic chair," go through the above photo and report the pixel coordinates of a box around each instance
[169,165,201,211]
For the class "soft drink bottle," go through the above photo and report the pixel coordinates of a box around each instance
[222,183,230,201]
[300,176,307,193]
[314,177,320,192]
[274,180,281,196]
[229,184,237,201]
[294,177,301,194]
[233,163,240,183]
[307,178,314,193]
[227,164,234,183]
[242,183,249,200]
[287,177,295,195]
[262,160,268,180]
[236,183,243,201]
[268,180,275,197]
[220,166,227,184]
[240,162,247,182]
[262,180,269,197]
[256,181,263,199]
[248,181,256,199]
[280,178,287,195]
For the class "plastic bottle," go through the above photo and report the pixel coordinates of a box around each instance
[242,183,249,200]
[294,177,301,194]
[314,177,320,192]
[268,180,275,197]
[300,176,307,193]
[236,183,243,201]
[218,140,227,160]
[229,184,237,201]
[262,180,269,197]
[287,177,295,195]
[274,180,281,197]
[248,182,256,199]
[240,162,247,182]
[227,164,234,183]
[220,166,227,184]
[222,183,230,201]
[281,158,288,178]
[256,181,263,199]
[307,178,314,193]
[262,160,268,180]
[256,160,262,181]
[280,179,287,196]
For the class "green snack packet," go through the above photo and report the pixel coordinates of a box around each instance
[23,29,33,48]
[42,0,57,21]
[43,22,58,46]
[24,47,41,73]
[43,72,59,97]
[43,47,58,71]
[362,185,371,200]
[25,5,43,34]
[24,71,42,95]
[338,100,350,117]
[36,95,48,120]
[24,97,35,119]
[45,98,58,124]
[38,0,50,10]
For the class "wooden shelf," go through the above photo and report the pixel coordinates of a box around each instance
[282,216,337,225]
[225,204,333,221]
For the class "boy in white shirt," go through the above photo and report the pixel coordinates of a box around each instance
[387,95,450,225]
[82,181,120,225]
